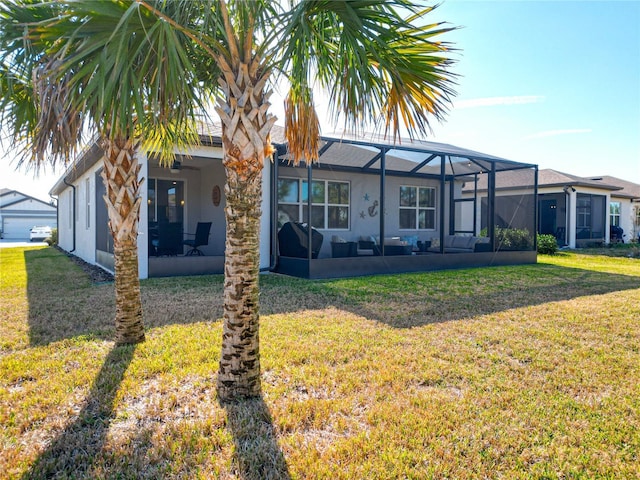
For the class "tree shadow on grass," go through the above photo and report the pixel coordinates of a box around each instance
[24,248,640,345]
[221,396,291,480]
[21,344,136,479]
[24,248,116,345]
[280,262,640,328]
[21,249,291,478]
[23,248,218,346]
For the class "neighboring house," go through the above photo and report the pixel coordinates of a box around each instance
[596,175,640,243]
[49,123,538,279]
[465,169,640,248]
[0,189,57,239]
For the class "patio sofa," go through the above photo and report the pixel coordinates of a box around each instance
[330,236,358,257]
[428,235,490,253]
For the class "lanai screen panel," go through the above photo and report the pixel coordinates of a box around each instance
[492,167,537,251]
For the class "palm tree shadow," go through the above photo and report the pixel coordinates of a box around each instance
[21,344,136,479]
[221,397,291,480]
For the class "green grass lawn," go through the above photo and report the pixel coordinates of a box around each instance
[1,247,639,479]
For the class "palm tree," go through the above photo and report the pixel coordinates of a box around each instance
[1,0,457,400]
[203,0,458,400]
[0,1,213,345]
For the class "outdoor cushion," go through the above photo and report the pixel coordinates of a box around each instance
[385,237,406,246]
[401,235,419,250]
[428,235,487,253]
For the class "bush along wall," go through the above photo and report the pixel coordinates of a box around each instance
[481,227,534,251]
[537,233,558,255]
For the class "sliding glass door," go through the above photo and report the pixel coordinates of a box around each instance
[148,179,185,256]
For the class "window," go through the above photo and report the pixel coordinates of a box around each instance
[147,179,185,224]
[576,193,606,241]
[85,178,91,229]
[576,196,591,229]
[277,178,350,229]
[610,201,621,227]
[399,186,436,230]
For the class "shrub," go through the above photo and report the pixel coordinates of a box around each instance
[480,227,533,251]
[45,228,58,246]
[537,233,558,255]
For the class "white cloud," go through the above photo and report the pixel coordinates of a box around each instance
[453,95,545,109]
[524,129,592,140]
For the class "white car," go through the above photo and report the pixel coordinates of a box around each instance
[30,226,52,241]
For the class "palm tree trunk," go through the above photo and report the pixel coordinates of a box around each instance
[100,137,145,345]
[216,59,276,400]
[218,156,263,399]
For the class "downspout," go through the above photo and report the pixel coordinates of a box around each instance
[63,176,76,252]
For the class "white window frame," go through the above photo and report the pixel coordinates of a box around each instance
[399,185,437,231]
[277,177,350,230]
[610,201,621,227]
[577,196,591,229]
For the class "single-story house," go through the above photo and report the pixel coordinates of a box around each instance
[0,189,57,239]
[49,124,539,279]
[464,169,640,248]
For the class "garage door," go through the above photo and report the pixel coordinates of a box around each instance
[2,217,53,240]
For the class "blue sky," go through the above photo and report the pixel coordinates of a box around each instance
[425,0,640,182]
[2,0,639,201]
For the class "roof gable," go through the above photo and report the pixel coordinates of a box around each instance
[0,190,55,209]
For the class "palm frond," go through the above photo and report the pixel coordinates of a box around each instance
[284,86,320,165]
[1,0,225,167]
[275,1,458,146]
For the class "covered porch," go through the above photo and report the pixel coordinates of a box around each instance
[142,140,248,278]
[271,134,538,279]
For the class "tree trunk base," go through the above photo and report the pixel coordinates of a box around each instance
[217,380,261,402]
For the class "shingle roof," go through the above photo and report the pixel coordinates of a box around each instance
[51,120,537,194]
[465,168,631,193]
[587,176,640,200]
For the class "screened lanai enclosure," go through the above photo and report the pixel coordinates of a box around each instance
[50,123,538,279]
[272,134,538,279]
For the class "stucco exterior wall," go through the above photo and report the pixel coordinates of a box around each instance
[611,195,634,242]
[57,162,102,265]
[278,165,444,258]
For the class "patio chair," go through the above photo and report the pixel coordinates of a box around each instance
[153,222,183,256]
[183,222,212,256]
